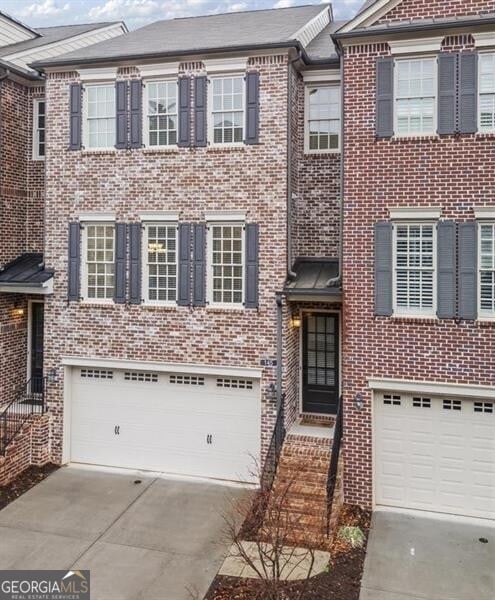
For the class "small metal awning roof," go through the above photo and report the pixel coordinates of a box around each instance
[0,253,53,294]
[284,257,341,301]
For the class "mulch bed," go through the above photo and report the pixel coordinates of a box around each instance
[205,504,371,600]
[0,464,59,511]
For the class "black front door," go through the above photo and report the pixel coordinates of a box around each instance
[30,303,44,394]
[302,313,339,415]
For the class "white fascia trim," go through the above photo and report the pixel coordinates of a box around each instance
[302,69,340,83]
[78,212,116,222]
[78,66,117,82]
[203,56,248,74]
[137,62,179,78]
[473,31,495,48]
[338,0,400,33]
[292,6,330,48]
[369,377,495,400]
[475,207,495,220]
[0,280,53,295]
[205,210,246,222]
[389,207,441,220]
[389,36,444,55]
[61,356,263,379]
[139,211,180,222]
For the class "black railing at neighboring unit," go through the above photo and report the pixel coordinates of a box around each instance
[261,401,286,492]
[327,395,343,535]
[0,376,47,455]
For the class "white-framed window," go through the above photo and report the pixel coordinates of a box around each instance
[32,98,45,160]
[84,84,116,149]
[144,80,178,147]
[207,223,244,306]
[394,57,437,136]
[209,75,244,145]
[479,223,495,318]
[143,222,178,304]
[393,222,436,316]
[305,85,340,152]
[479,52,495,132]
[81,223,115,302]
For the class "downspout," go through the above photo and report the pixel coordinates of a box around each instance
[276,292,283,411]
[0,69,10,223]
[287,51,301,281]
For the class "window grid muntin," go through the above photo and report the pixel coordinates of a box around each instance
[394,223,435,315]
[145,223,177,303]
[307,85,340,151]
[86,84,116,148]
[33,99,45,159]
[479,52,495,131]
[479,223,495,317]
[211,76,244,144]
[306,315,337,387]
[395,57,436,136]
[146,80,178,147]
[383,394,401,406]
[210,224,244,305]
[85,224,115,300]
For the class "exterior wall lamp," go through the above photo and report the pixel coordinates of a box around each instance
[354,393,364,411]
[291,314,302,328]
[12,302,25,317]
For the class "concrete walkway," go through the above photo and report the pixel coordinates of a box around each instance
[0,466,251,600]
[360,509,495,600]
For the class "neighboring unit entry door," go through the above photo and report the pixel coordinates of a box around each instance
[302,313,339,414]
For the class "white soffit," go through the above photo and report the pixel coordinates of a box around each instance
[205,210,246,222]
[139,211,180,222]
[389,36,444,55]
[137,62,179,77]
[473,32,495,48]
[203,56,248,73]
[389,207,441,220]
[303,69,340,83]
[369,377,495,400]
[78,66,117,81]
[474,207,495,220]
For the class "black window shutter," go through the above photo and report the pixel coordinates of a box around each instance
[68,222,80,301]
[245,223,259,308]
[129,79,143,149]
[458,221,477,320]
[115,81,128,149]
[438,53,457,135]
[245,71,260,144]
[374,221,393,316]
[437,220,456,318]
[129,223,142,304]
[193,223,206,306]
[194,76,207,147]
[178,77,191,147]
[69,83,82,150]
[178,223,191,306]
[459,52,478,134]
[376,57,394,138]
[114,223,127,303]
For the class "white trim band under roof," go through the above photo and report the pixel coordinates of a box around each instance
[302,69,340,83]
[473,31,495,48]
[389,207,441,220]
[388,36,444,55]
[369,377,495,400]
[203,56,248,73]
[78,66,117,81]
[137,62,179,77]
[61,356,263,379]
[139,211,180,222]
[474,207,495,220]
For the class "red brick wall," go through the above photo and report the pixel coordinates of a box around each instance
[342,30,495,507]
[378,0,495,22]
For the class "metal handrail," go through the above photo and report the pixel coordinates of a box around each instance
[0,376,47,455]
[260,400,286,492]
[327,395,343,534]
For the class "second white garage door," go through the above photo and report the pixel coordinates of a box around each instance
[374,392,495,520]
[70,367,261,483]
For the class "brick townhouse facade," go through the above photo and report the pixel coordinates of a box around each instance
[0,0,494,526]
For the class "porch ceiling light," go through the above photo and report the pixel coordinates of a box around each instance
[291,314,302,328]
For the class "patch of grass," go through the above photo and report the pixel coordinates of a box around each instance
[338,526,365,548]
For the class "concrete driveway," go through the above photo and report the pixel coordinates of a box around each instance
[360,509,495,600]
[0,466,251,600]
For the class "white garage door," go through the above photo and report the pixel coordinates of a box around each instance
[374,392,495,520]
[70,367,261,483]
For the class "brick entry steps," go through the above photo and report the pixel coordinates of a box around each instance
[264,419,335,549]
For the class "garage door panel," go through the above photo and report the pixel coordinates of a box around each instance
[375,393,495,520]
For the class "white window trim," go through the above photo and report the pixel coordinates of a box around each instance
[478,51,495,134]
[473,32,495,49]
[477,221,495,321]
[392,221,437,318]
[82,82,116,151]
[32,98,45,161]
[139,211,180,222]
[475,207,495,220]
[137,62,179,78]
[80,221,115,305]
[302,70,340,84]
[203,57,248,74]
[206,221,245,309]
[142,77,178,149]
[389,207,441,220]
[304,83,341,154]
[78,67,117,82]
[208,74,245,148]
[141,220,178,307]
[393,55,438,138]
[388,37,443,56]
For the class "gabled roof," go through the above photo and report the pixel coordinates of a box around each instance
[337,0,402,33]
[33,4,338,68]
[0,10,39,40]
